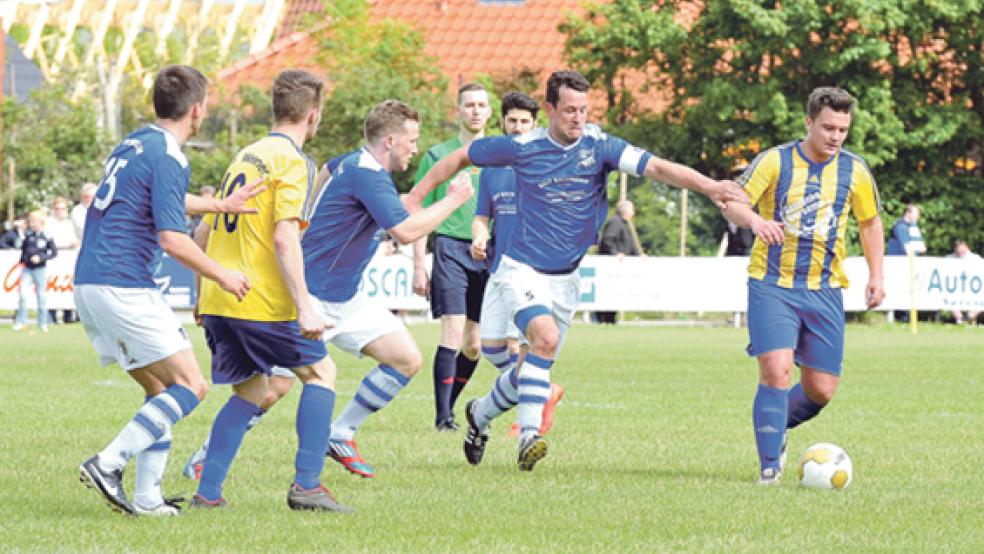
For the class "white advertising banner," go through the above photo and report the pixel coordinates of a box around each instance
[3,250,982,313]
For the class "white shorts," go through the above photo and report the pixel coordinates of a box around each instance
[481,255,580,344]
[75,284,192,372]
[271,293,404,379]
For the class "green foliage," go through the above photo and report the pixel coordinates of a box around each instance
[2,88,112,213]
[563,0,984,255]
[306,0,450,190]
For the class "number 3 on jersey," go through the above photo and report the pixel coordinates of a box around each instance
[93,157,129,211]
[214,172,247,232]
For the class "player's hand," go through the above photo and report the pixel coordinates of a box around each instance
[29,254,40,265]
[750,218,785,246]
[219,177,268,215]
[865,278,885,310]
[413,266,430,298]
[193,303,203,327]
[447,172,474,204]
[706,180,749,210]
[296,306,326,340]
[218,269,251,301]
[471,238,487,260]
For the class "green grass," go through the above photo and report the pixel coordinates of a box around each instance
[1,322,982,552]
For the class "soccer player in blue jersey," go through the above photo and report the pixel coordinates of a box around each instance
[306,100,473,477]
[76,65,258,516]
[720,87,884,484]
[413,83,493,431]
[408,70,746,471]
[468,92,564,442]
[191,70,352,512]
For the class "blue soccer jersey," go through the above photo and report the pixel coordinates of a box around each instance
[75,125,190,288]
[476,166,518,272]
[303,149,410,302]
[468,125,652,272]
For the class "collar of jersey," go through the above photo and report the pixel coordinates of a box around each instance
[268,131,306,158]
[794,140,837,173]
[543,128,584,151]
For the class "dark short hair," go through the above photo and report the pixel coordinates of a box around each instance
[457,82,487,106]
[546,71,590,106]
[807,87,855,119]
[153,65,208,120]
[501,92,539,119]
[364,100,420,144]
[272,70,325,124]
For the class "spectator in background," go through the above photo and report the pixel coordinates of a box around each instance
[595,200,642,324]
[47,196,78,324]
[1,217,27,249]
[948,239,982,325]
[14,210,57,332]
[187,185,216,235]
[72,182,98,241]
[886,204,926,256]
[887,204,926,323]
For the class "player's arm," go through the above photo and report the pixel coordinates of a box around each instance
[642,157,747,209]
[159,230,249,301]
[184,177,267,215]
[191,221,211,325]
[859,215,885,309]
[471,215,490,260]
[272,218,323,339]
[390,172,473,245]
[405,147,472,212]
[721,201,785,246]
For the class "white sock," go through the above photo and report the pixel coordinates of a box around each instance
[330,365,409,442]
[133,430,171,509]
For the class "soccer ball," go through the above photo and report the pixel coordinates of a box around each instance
[798,443,852,490]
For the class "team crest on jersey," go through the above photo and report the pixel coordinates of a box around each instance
[578,148,596,168]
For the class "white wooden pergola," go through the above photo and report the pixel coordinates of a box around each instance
[1,0,288,134]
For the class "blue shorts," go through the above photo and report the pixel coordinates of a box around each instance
[430,235,488,321]
[202,315,327,385]
[746,279,845,375]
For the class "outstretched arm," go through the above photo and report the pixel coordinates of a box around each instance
[185,177,267,215]
[405,147,472,211]
[642,157,748,209]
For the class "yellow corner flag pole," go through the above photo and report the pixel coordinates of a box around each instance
[908,249,918,335]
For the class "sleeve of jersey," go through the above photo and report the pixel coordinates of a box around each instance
[475,172,493,217]
[736,149,779,206]
[468,137,518,168]
[414,150,437,209]
[273,154,309,228]
[850,163,881,222]
[609,138,652,177]
[358,171,410,230]
[151,156,191,234]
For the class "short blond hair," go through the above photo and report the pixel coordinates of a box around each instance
[364,100,420,144]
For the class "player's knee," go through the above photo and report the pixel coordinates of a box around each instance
[189,379,209,401]
[393,349,422,378]
[758,364,790,388]
[529,329,560,358]
[461,343,481,361]
[806,383,836,405]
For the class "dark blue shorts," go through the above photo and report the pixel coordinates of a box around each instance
[202,315,327,385]
[430,235,488,321]
[746,279,845,375]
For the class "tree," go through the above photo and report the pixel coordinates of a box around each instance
[306,0,450,191]
[563,0,984,255]
[3,87,111,214]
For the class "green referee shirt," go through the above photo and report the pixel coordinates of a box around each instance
[414,136,481,240]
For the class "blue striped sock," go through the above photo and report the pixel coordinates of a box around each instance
[753,384,788,471]
[294,384,336,490]
[517,354,553,438]
[481,345,513,374]
[197,395,261,502]
[473,364,519,429]
[330,365,409,442]
[97,384,199,472]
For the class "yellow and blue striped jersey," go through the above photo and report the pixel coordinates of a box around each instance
[738,141,880,289]
[199,132,317,321]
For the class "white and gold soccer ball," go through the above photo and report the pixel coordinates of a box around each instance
[798,443,852,490]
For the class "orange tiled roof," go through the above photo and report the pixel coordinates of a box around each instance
[217,0,584,99]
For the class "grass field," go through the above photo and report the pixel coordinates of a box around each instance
[1,321,981,552]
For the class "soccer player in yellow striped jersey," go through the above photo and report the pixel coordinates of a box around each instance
[722,87,885,485]
[191,70,352,512]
